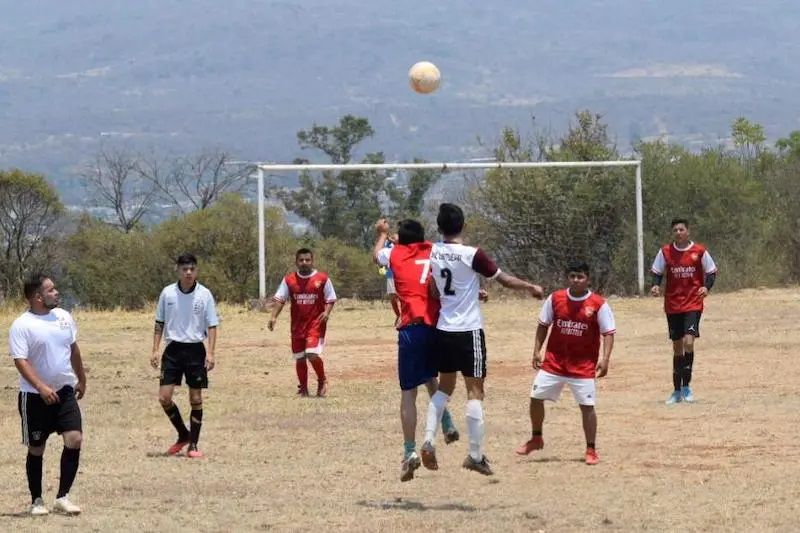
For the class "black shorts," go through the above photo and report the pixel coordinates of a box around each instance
[667,311,702,341]
[436,329,487,378]
[161,342,208,388]
[18,386,82,447]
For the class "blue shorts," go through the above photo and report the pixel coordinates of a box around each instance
[398,324,437,391]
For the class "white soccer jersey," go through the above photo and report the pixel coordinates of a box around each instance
[8,308,78,393]
[430,242,501,332]
[156,282,219,343]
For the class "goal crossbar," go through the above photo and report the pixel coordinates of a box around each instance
[254,160,644,298]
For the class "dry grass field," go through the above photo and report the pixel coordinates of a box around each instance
[1,289,799,532]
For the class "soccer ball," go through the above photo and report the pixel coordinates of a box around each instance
[408,61,441,94]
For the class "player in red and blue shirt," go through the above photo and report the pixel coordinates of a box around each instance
[374,218,459,482]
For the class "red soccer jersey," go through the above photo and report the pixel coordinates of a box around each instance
[651,242,717,314]
[273,270,337,339]
[386,242,439,328]
[539,290,616,379]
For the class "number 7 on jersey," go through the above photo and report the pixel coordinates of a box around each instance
[415,259,431,284]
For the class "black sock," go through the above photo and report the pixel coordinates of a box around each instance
[532,430,542,437]
[672,356,683,391]
[682,351,694,386]
[587,441,596,449]
[190,408,203,446]
[163,403,190,441]
[57,447,80,499]
[26,453,43,503]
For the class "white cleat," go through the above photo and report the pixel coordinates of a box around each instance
[30,497,49,516]
[53,495,81,515]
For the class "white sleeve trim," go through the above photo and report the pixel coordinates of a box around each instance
[598,302,616,335]
[702,251,717,274]
[273,278,290,302]
[650,249,665,275]
[323,278,337,302]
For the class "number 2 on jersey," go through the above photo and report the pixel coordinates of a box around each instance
[414,259,431,284]
[441,268,456,295]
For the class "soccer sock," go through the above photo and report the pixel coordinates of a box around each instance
[682,351,695,386]
[441,408,456,433]
[56,447,80,499]
[309,357,326,382]
[403,440,416,458]
[295,358,309,390]
[424,390,449,443]
[163,402,190,440]
[26,453,43,503]
[465,399,485,461]
[532,430,543,437]
[672,356,682,391]
[190,407,203,446]
[587,441,596,449]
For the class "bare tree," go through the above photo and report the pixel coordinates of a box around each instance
[82,147,158,232]
[139,150,249,213]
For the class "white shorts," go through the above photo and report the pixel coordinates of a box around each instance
[386,278,396,295]
[292,338,325,360]
[531,370,596,406]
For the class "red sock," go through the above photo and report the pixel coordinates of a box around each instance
[309,357,326,382]
[295,359,309,390]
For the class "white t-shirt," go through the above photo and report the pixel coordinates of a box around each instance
[430,242,501,332]
[8,308,78,394]
[156,282,219,343]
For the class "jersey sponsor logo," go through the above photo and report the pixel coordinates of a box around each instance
[193,301,203,314]
[431,250,462,262]
[670,265,696,278]
[57,317,71,330]
[293,293,319,305]
[556,318,589,336]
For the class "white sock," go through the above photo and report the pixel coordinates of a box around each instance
[424,391,449,443]
[466,399,484,461]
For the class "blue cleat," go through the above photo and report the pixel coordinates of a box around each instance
[665,390,682,405]
[681,386,695,403]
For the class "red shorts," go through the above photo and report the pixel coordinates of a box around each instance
[292,336,324,359]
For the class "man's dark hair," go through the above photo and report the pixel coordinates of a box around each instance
[670,218,689,228]
[397,219,425,245]
[23,273,50,300]
[176,253,198,266]
[437,203,465,236]
[566,260,590,276]
[296,248,313,259]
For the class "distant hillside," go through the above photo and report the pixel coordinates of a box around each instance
[1,0,799,202]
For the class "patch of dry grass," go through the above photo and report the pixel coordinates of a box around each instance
[1,290,799,531]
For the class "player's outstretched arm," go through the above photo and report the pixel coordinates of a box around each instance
[496,272,544,299]
[372,218,390,264]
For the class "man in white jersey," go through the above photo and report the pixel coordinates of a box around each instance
[9,274,86,516]
[151,253,219,458]
[421,203,544,475]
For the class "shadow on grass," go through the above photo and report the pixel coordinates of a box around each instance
[0,511,34,518]
[356,498,477,513]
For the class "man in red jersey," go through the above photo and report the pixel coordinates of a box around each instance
[373,218,460,482]
[515,260,616,466]
[268,248,337,397]
[650,218,717,405]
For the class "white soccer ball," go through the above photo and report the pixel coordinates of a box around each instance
[408,61,441,94]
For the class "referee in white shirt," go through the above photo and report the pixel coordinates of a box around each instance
[150,254,219,458]
[9,274,86,516]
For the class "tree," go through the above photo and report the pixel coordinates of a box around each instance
[731,117,766,161]
[277,115,402,248]
[775,131,800,159]
[0,169,64,298]
[82,147,158,232]
[139,150,249,213]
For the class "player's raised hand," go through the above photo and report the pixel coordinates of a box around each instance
[267,318,276,331]
[595,358,609,378]
[650,285,661,297]
[529,284,544,299]
[375,218,390,235]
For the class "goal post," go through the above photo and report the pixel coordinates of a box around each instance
[254,160,644,299]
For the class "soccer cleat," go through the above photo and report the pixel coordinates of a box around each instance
[317,380,328,398]
[30,497,49,516]
[515,435,545,456]
[420,441,438,470]
[462,455,494,476]
[297,385,310,397]
[166,437,190,456]
[444,428,460,445]
[665,390,682,405]
[681,386,695,403]
[585,447,600,465]
[400,452,421,482]
[53,495,81,515]
[187,445,204,458]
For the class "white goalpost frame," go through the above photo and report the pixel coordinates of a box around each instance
[255,160,644,299]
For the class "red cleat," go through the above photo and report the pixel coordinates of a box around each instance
[515,435,544,456]
[585,447,600,465]
[166,438,190,456]
[187,447,204,459]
